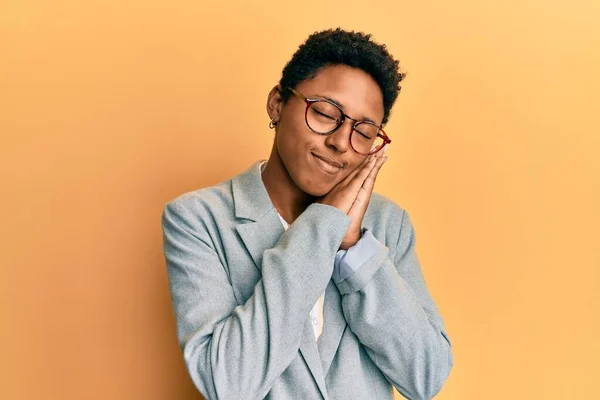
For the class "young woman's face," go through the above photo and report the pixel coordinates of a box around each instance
[269,64,385,197]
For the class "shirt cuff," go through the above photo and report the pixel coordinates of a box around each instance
[333,228,382,284]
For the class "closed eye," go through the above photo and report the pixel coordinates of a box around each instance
[313,109,338,121]
[354,128,373,139]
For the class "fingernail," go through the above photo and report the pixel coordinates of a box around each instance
[383,145,388,153]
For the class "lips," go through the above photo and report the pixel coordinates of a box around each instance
[312,153,343,175]
[311,153,343,169]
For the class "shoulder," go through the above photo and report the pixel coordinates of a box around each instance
[162,179,235,225]
[364,192,416,252]
[367,192,408,222]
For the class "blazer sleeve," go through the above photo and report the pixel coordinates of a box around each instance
[334,208,453,400]
[162,200,350,400]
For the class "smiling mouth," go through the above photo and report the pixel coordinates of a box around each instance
[312,153,342,174]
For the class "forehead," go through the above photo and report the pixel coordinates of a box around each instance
[296,64,384,123]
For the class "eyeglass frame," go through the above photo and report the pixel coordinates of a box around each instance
[287,87,391,156]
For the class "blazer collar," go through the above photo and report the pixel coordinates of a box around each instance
[231,160,274,222]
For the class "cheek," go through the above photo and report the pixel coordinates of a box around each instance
[276,119,320,168]
[277,129,305,166]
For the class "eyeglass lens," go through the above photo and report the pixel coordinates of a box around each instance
[307,101,385,154]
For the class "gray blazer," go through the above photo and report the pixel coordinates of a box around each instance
[162,160,453,400]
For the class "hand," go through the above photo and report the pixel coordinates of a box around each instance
[317,147,388,250]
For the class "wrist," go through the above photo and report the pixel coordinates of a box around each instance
[339,228,364,250]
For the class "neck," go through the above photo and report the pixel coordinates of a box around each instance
[261,142,315,225]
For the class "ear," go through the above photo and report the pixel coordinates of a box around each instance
[266,85,284,124]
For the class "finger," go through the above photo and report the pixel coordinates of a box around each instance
[347,156,388,218]
[361,155,387,193]
[346,156,377,192]
[339,154,374,186]
[347,184,370,217]
[344,145,388,183]
[352,156,387,206]
[372,144,387,159]
[326,156,375,211]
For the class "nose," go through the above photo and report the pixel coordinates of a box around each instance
[324,120,353,153]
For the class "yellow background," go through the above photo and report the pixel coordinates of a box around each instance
[1,1,599,399]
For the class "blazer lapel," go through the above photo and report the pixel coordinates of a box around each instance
[236,211,284,274]
[300,320,329,399]
[232,161,283,273]
[232,160,329,399]
[318,280,348,375]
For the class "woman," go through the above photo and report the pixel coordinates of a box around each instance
[162,28,453,400]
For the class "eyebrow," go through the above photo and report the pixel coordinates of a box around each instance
[320,95,379,125]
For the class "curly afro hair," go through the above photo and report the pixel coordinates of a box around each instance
[279,28,405,125]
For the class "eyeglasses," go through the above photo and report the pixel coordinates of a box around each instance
[288,87,391,156]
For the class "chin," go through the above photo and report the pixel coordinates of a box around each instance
[302,185,330,198]
[296,171,335,198]
[280,151,340,197]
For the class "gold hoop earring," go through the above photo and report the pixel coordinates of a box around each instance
[269,118,277,129]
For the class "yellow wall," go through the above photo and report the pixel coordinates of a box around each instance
[1,1,599,399]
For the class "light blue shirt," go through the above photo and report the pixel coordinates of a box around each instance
[333,227,381,283]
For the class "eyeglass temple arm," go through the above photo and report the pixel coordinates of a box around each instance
[288,87,307,100]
